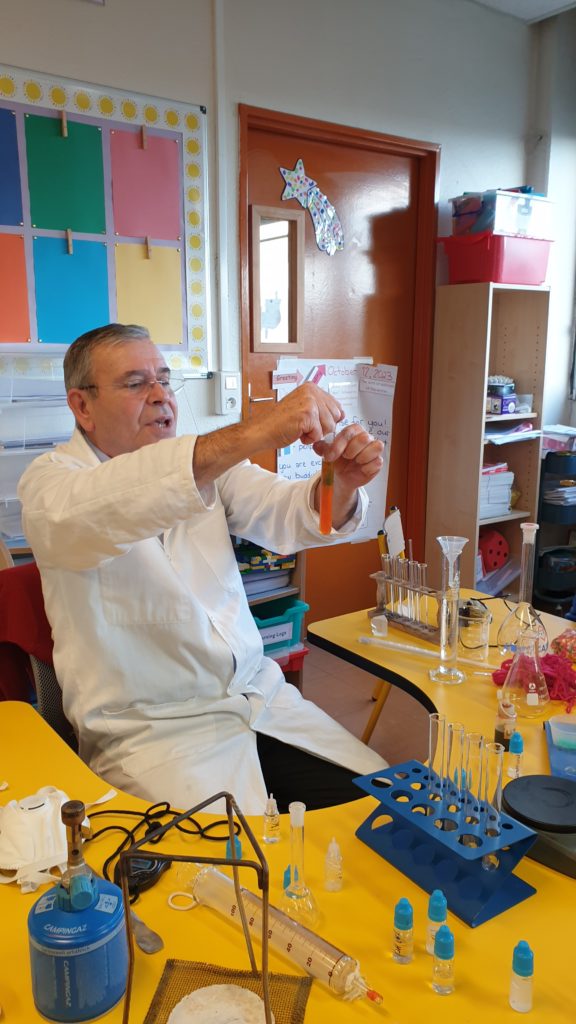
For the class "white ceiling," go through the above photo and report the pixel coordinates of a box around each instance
[470,0,576,21]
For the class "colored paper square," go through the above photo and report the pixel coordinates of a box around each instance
[115,244,184,346]
[110,130,181,240]
[0,235,30,342]
[33,237,109,345]
[25,114,106,233]
[0,109,23,226]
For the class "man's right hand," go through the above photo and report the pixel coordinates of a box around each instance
[192,383,345,492]
[256,383,345,450]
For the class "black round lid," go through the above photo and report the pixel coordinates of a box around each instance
[503,775,576,834]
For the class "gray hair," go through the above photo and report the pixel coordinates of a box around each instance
[63,323,151,390]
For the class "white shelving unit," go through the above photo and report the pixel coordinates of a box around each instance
[425,282,549,592]
[0,357,73,551]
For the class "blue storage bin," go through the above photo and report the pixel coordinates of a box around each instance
[252,597,309,653]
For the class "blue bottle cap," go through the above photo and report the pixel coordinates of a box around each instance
[434,924,454,960]
[394,897,413,930]
[509,731,524,754]
[225,835,242,860]
[512,940,534,977]
[428,888,447,923]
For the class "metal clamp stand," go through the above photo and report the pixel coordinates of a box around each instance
[118,791,273,1024]
[353,761,537,927]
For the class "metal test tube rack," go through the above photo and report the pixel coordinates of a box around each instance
[369,557,441,643]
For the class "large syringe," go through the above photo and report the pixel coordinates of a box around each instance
[187,865,383,1005]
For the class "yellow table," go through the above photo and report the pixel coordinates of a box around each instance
[1,685,574,1023]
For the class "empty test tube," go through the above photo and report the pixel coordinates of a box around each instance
[428,713,446,801]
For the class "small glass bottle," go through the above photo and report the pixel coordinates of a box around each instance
[426,889,447,954]
[494,689,518,751]
[324,837,343,892]
[502,632,550,719]
[509,940,534,1013]
[432,924,455,995]
[392,897,414,964]
[262,793,280,844]
[507,731,524,779]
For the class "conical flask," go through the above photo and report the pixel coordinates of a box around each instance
[502,631,550,718]
[497,523,548,656]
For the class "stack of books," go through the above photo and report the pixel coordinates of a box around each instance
[543,482,576,506]
[479,463,515,519]
[233,539,296,599]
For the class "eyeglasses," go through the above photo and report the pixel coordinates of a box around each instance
[79,376,184,397]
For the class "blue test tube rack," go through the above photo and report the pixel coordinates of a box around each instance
[353,760,537,927]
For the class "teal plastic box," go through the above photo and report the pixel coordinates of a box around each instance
[252,597,309,653]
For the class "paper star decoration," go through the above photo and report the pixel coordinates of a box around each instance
[279,158,344,256]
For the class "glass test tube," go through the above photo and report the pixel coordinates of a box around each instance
[482,741,504,837]
[462,732,484,827]
[444,721,465,807]
[428,713,446,801]
[482,741,504,871]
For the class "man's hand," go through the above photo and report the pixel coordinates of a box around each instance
[312,425,385,529]
[257,383,345,450]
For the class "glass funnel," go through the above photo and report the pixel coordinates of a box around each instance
[502,631,550,718]
[497,523,548,656]
[429,536,468,685]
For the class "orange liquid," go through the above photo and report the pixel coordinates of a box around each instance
[319,460,334,534]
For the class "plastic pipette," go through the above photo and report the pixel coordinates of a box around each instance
[189,865,383,1005]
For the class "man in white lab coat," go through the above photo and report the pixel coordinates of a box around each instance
[19,324,388,814]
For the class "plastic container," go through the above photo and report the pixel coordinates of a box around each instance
[252,597,309,652]
[440,232,551,286]
[548,715,576,750]
[450,190,553,240]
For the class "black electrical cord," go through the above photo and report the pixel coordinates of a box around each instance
[86,800,241,903]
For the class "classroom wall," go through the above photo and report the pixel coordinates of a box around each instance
[0,0,573,431]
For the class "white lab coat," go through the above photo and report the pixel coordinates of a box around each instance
[19,429,386,813]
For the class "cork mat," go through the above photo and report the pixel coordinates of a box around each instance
[142,959,312,1024]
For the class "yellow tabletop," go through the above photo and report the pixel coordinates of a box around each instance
[307,594,570,777]
[1,678,574,1024]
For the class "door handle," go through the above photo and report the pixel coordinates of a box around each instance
[248,382,274,403]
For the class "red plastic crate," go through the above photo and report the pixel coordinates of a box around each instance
[440,232,551,285]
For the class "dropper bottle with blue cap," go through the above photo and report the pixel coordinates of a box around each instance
[510,940,534,1012]
[507,731,524,779]
[432,924,455,994]
[392,897,413,963]
[426,889,447,954]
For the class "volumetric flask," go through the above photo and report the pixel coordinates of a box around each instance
[497,523,548,656]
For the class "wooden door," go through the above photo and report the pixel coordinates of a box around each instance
[239,105,439,622]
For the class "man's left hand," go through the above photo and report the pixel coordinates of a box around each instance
[312,425,384,529]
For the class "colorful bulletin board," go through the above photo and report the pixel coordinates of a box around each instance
[0,64,209,373]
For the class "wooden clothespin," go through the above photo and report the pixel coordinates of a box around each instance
[145,236,152,259]
[61,111,68,138]
[66,229,73,255]
[140,125,147,150]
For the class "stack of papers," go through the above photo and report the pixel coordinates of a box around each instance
[479,469,514,519]
[543,484,576,506]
